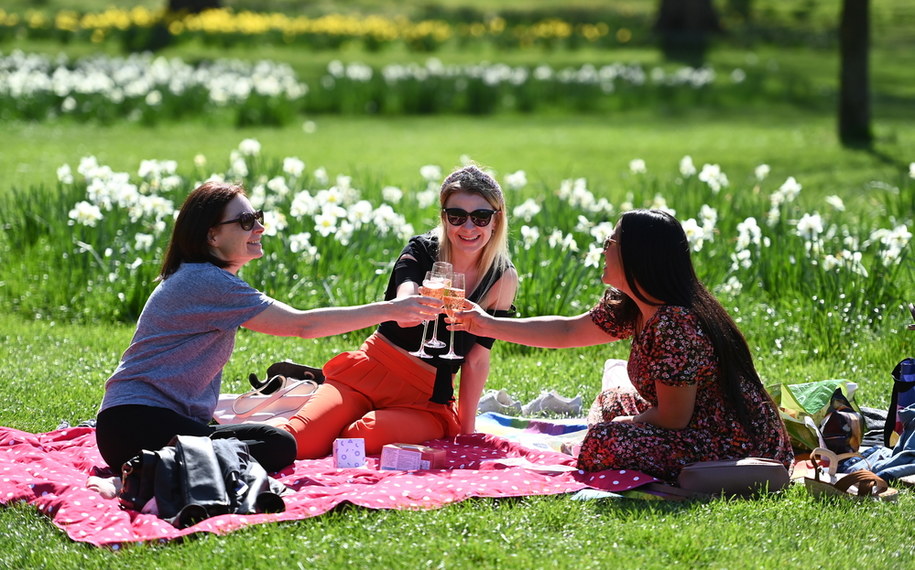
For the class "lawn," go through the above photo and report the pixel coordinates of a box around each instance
[1,1,914,568]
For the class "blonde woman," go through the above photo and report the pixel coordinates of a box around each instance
[282,165,518,459]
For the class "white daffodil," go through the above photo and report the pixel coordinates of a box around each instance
[574,215,593,234]
[313,211,338,237]
[266,176,290,197]
[520,225,540,250]
[584,242,604,268]
[825,195,845,211]
[313,167,329,186]
[135,233,154,251]
[335,220,355,246]
[238,138,261,157]
[736,217,762,250]
[288,232,313,253]
[718,276,743,296]
[796,212,823,240]
[347,200,374,227]
[651,194,675,216]
[698,163,728,193]
[504,170,528,190]
[513,198,541,222]
[420,164,442,182]
[416,188,438,209]
[262,211,287,237]
[283,157,305,178]
[755,164,771,181]
[68,201,103,226]
[679,155,696,177]
[775,176,802,204]
[629,159,647,174]
[382,186,403,204]
[57,164,74,184]
[681,218,705,252]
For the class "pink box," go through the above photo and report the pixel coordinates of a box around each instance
[380,443,446,470]
[333,438,366,468]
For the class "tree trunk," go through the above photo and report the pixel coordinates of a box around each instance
[654,0,722,65]
[167,0,221,14]
[838,0,872,147]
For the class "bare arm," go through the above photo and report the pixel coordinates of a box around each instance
[457,343,491,434]
[242,296,440,339]
[450,268,522,433]
[453,305,618,349]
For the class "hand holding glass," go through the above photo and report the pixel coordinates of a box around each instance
[409,266,450,358]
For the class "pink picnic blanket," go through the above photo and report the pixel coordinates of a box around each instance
[0,425,655,547]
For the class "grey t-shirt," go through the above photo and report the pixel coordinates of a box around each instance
[100,262,274,423]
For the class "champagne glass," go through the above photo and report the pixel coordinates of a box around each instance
[439,273,465,360]
[408,271,438,359]
[424,262,452,349]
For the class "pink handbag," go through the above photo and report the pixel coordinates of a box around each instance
[677,457,791,497]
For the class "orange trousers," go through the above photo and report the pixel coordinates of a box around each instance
[284,333,461,460]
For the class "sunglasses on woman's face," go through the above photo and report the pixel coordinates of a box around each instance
[442,208,500,227]
[215,210,264,231]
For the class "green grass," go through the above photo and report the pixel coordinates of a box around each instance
[3,109,914,200]
[2,312,915,568]
[2,1,915,567]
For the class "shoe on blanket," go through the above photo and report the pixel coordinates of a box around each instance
[804,447,898,502]
[478,389,523,415]
[233,377,319,420]
[248,373,286,394]
[523,391,582,417]
[266,360,325,384]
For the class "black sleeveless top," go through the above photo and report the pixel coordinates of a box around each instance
[377,233,515,404]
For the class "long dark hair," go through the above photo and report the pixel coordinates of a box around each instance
[158,181,244,280]
[614,209,762,426]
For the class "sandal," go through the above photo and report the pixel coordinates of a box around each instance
[804,447,898,502]
[232,376,318,420]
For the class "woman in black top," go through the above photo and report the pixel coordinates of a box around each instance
[281,165,518,459]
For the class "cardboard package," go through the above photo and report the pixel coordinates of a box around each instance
[380,443,446,470]
[333,438,366,468]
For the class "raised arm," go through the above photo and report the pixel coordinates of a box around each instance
[453,303,618,349]
[242,296,439,339]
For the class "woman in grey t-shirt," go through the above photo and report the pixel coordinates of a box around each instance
[94,181,439,476]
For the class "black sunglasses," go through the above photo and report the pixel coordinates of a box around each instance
[442,208,500,228]
[215,210,264,231]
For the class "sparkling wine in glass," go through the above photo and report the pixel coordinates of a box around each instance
[408,271,438,359]
[424,262,452,349]
[439,273,465,360]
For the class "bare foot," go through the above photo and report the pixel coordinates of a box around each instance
[86,475,121,499]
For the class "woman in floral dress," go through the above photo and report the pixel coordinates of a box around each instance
[452,209,793,481]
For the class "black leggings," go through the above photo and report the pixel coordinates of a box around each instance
[96,405,297,474]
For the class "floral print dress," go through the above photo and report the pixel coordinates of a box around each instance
[577,293,794,482]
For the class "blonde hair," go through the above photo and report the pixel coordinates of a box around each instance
[434,165,511,277]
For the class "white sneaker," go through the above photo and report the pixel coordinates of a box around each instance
[523,390,582,417]
[477,389,523,415]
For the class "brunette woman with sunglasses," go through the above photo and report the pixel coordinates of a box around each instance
[451,209,793,482]
[93,181,440,483]
[280,165,518,459]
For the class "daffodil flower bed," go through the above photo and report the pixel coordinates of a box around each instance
[0,7,637,52]
[1,139,910,361]
[0,51,779,124]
